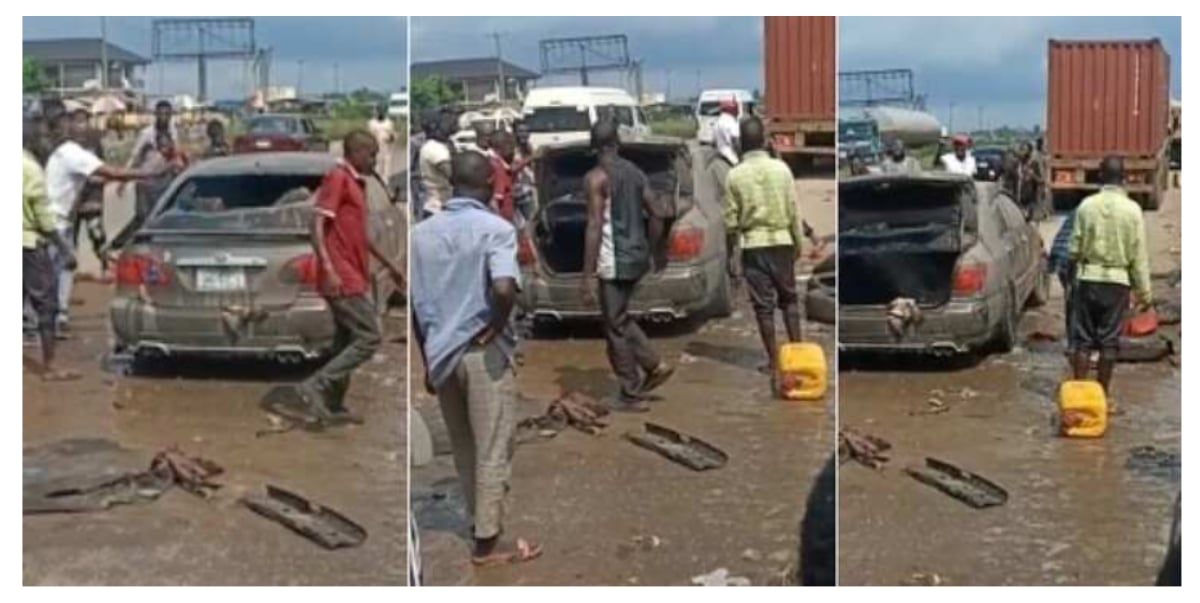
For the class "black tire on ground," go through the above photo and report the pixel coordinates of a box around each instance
[1118,335,1173,363]
[805,287,836,325]
[1027,268,1051,308]
[707,269,734,318]
[993,287,1019,353]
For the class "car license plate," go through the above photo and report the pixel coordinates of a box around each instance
[196,268,247,292]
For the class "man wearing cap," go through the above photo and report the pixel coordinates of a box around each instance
[879,139,921,174]
[938,135,977,176]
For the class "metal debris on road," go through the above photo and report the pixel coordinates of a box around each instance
[691,567,751,587]
[240,484,367,550]
[517,391,610,437]
[1126,445,1181,479]
[148,446,223,499]
[624,422,728,471]
[838,428,891,469]
[904,457,1008,509]
[910,397,949,416]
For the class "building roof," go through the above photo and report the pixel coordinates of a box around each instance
[24,38,149,65]
[411,57,538,82]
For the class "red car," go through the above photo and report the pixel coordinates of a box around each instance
[233,114,329,154]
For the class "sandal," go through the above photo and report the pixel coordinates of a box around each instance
[471,538,543,567]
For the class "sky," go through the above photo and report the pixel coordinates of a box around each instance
[840,16,1182,128]
[23,16,407,100]
[411,17,763,100]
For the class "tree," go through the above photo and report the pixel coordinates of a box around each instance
[23,58,48,94]
[410,75,461,116]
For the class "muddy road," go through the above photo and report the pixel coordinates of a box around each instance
[838,189,1182,586]
[412,171,836,586]
[23,282,407,585]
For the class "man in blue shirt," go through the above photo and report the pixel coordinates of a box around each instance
[411,151,542,566]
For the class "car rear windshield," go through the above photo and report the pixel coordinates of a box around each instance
[146,173,324,231]
[525,107,591,133]
[245,116,299,134]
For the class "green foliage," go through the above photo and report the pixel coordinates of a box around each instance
[410,76,461,115]
[23,58,47,93]
[648,116,698,139]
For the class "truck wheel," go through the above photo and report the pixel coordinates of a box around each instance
[708,270,734,318]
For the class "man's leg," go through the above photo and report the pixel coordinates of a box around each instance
[303,295,382,414]
[464,342,517,543]
[770,246,803,343]
[51,225,75,331]
[743,249,780,371]
[1096,283,1130,396]
[598,279,649,407]
[436,358,478,526]
[25,248,73,380]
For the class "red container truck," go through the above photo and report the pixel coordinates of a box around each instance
[764,16,836,167]
[1046,39,1172,209]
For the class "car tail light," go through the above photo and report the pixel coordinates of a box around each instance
[668,226,705,262]
[952,261,987,297]
[517,233,537,266]
[281,253,320,289]
[115,254,171,287]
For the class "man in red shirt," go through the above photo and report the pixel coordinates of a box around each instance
[299,130,405,420]
[488,130,517,223]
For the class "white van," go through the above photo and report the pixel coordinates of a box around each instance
[695,89,755,145]
[521,87,650,151]
[387,92,409,119]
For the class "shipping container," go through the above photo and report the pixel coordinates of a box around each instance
[1046,39,1171,208]
[764,16,836,163]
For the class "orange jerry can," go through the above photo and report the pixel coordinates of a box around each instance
[1058,380,1107,438]
[777,342,827,401]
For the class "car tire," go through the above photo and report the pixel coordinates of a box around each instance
[993,286,1019,353]
[707,269,734,318]
[1027,268,1051,308]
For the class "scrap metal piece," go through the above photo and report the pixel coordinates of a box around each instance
[838,428,891,469]
[518,391,610,437]
[241,485,367,549]
[904,457,1008,509]
[624,422,727,471]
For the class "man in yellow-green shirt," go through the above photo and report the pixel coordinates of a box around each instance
[724,116,804,392]
[1067,155,1152,397]
[23,119,79,381]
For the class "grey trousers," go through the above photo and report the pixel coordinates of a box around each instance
[436,341,516,540]
[599,278,660,403]
[305,294,382,411]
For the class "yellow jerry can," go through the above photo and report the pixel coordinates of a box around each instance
[777,342,827,401]
[1059,380,1107,438]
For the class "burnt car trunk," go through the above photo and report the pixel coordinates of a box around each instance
[838,177,972,307]
[533,146,685,275]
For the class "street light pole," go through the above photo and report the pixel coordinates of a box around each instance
[491,32,505,103]
[99,16,109,89]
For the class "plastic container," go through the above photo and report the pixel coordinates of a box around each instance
[1059,380,1107,438]
[1124,309,1159,337]
[777,342,827,401]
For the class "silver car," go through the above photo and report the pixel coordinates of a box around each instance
[110,153,406,363]
[838,172,1048,355]
[517,136,732,323]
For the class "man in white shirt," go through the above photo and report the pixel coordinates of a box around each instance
[367,106,397,177]
[714,98,741,167]
[419,113,456,218]
[938,135,977,176]
[44,109,161,332]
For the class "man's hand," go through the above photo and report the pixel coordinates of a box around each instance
[424,374,436,395]
[1136,294,1155,313]
[581,277,598,308]
[60,250,78,272]
[324,269,343,297]
[388,266,406,291]
[474,325,497,346]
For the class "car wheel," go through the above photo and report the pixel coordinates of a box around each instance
[707,269,734,318]
[1027,267,1051,308]
[993,286,1019,353]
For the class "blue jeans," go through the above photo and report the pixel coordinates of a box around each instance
[48,225,75,326]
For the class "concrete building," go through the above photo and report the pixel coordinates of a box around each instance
[411,57,538,104]
[24,38,149,93]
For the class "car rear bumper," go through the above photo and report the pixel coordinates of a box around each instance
[519,260,718,322]
[838,299,995,354]
[110,294,336,360]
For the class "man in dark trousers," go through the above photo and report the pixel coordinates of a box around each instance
[299,130,404,420]
[411,151,541,566]
[724,116,806,393]
[1068,156,1152,413]
[581,118,675,412]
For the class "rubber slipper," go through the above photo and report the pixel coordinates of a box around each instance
[472,538,543,567]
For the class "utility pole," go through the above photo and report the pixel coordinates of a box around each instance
[490,32,505,103]
[978,105,984,132]
[99,17,109,89]
[197,23,207,101]
[297,59,304,97]
[334,62,340,94]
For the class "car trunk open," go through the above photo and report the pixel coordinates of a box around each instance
[838,178,973,307]
[533,145,686,274]
[123,173,324,310]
